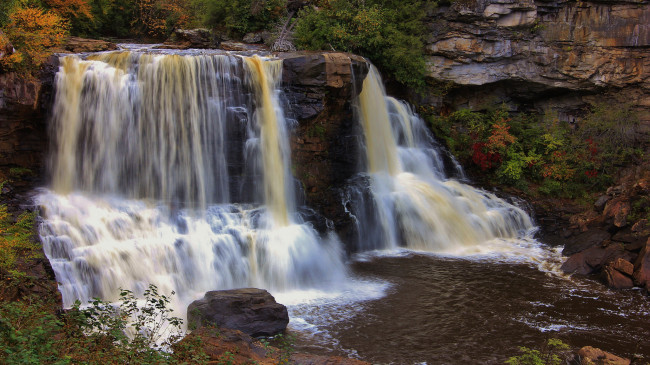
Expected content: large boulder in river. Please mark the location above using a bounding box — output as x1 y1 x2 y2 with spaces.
576 346 630 365
562 229 611 256
187 288 289 337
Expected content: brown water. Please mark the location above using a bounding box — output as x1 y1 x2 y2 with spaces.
288 253 650 364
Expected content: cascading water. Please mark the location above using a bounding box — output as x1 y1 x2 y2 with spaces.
38 50 346 312
346 66 535 253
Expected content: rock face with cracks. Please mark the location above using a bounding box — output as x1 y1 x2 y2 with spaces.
424 0 650 129
187 288 289 337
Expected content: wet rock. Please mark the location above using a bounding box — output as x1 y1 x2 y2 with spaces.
187 288 289 337
633 237 650 290
594 195 610 213
603 198 631 228
576 346 630 365
611 258 634 276
602 259 634 289
561 243 625 275
220 41 268 51
603 266 634 289
243 31 270 44
631 219 649 233
51 37 117 53
561 229 611 256
170 28 220 49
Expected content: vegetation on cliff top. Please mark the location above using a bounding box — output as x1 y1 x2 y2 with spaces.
0 0 432 87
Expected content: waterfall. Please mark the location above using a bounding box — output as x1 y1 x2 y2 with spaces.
347 66 534 253
38 51 346 310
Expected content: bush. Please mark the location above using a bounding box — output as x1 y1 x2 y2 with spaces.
426 103 640 198
194 0 287 37
0 285 208 364
293 0 432 89
506 338 571 365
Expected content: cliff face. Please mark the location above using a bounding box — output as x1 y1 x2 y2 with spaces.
425 0 650 126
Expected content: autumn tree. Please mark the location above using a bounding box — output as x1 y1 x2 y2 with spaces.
133 0 194 38
1 7 68 74
45 0 94 35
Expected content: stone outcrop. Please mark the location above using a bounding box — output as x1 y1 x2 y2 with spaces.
424 0 650 128
576 346 631 365
280 52 369 241
187 288 289 337
51 37 118 54
0 57 58 187
559 164 650 291
165 28 220 49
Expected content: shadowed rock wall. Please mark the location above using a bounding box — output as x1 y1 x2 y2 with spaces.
425 0 650 127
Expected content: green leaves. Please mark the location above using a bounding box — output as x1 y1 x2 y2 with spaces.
293 0 432 89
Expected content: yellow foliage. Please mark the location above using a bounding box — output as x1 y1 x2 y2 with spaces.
45 0 94 22
1 7 68 74
134 0 193 38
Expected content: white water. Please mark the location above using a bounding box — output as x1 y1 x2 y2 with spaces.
347 66 538 256
38 50 564 344
39 51 347 314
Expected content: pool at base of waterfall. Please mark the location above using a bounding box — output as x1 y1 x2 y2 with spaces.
283 252 650 364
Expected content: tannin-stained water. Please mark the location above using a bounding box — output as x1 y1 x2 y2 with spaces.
39 50 346 315
36 47 649 362
286 252 650 364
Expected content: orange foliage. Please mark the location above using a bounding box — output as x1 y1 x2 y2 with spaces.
45 0 93 21
486 118 516 153
134 0 193 38
1 7 68 73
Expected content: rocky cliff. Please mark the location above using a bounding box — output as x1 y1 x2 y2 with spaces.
425 0 649 128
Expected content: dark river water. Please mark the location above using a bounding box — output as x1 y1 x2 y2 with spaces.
286 252 650 364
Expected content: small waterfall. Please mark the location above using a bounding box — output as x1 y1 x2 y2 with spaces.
39 51 346 310
347 66 534 253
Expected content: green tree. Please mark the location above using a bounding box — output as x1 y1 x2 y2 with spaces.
293 0 433 89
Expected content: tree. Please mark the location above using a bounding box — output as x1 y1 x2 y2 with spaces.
1 6 68 74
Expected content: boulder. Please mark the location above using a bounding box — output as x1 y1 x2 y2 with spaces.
602 259 634 289
170 28 219 49
576 346 630 365
52 37 118 53
603 198 631 228
633 237 650 290
187 288 289 337
561 229 611 256
561 243 625 275
243 31 270 44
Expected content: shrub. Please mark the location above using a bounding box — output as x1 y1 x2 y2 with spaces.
293 0 432 89
506 338 571 365
0 285 208 364
194 0 287 37
425 101 642 198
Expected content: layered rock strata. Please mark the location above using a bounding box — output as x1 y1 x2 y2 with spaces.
425 0 650 128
